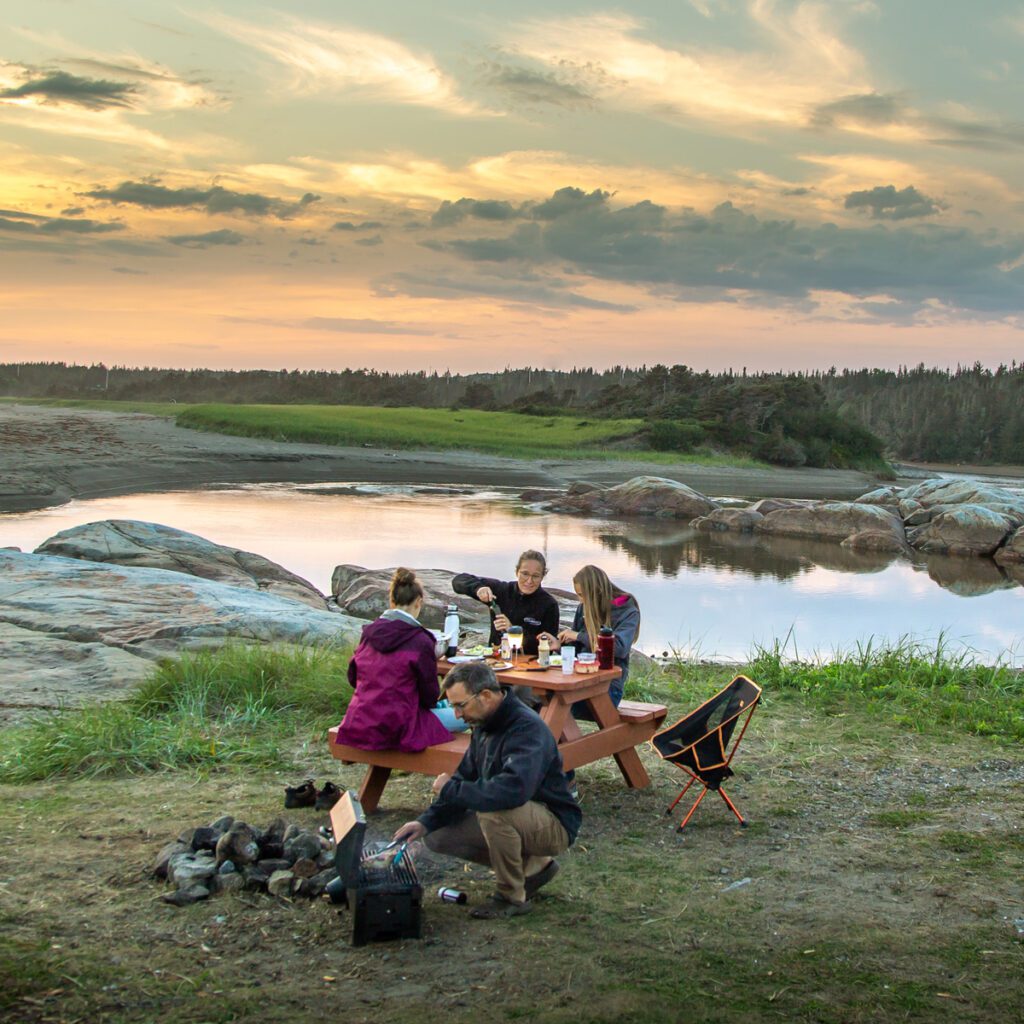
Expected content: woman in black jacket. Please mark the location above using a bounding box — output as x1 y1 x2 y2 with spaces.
452 549 560 656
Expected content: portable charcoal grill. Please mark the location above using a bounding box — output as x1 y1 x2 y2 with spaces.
330 790 423 946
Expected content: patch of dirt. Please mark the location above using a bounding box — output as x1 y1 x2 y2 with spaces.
2 703 1023 1023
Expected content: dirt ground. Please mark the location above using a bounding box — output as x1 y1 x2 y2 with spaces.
2 699 1022 1024
0 403 889 515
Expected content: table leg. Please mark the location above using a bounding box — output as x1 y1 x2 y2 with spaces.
613 746 652 789
358 765 392 813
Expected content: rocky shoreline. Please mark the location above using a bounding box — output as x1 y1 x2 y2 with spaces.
4 469 1022 722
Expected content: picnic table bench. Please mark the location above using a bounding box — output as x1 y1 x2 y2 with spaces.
328 660 668 812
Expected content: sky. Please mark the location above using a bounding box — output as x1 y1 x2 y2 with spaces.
1 1 1022 374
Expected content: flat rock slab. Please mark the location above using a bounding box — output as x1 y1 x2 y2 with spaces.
0 550 363 720
36 519 326 610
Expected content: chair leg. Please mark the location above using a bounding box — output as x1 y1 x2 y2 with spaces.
717 786 746 827
676 785 710 832
666 774 697 815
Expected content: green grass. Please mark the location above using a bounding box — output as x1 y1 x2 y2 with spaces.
747 635 1024 742
0 643 352 783
175 402 764 465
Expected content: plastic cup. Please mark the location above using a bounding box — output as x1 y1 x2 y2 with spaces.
561 645 576 674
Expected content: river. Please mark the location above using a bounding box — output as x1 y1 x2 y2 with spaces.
4 480 1022 666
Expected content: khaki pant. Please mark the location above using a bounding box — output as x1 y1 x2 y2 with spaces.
425 801 569 904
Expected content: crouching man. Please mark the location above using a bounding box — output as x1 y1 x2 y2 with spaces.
392 661 581 919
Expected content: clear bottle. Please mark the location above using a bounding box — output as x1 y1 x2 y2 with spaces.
444 604 460 658
499 632 511 661
537 634 551 668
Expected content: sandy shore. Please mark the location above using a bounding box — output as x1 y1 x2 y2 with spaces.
0 403 898 514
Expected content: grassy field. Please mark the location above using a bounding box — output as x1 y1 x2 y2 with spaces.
2 397 764 466
1 643 1022 1023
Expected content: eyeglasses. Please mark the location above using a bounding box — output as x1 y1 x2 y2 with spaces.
449 690 498 711
517 571 543 582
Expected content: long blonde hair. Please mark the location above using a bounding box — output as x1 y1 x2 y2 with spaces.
572 565 639 648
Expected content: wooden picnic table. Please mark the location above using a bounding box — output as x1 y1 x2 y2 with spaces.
328 657 667 812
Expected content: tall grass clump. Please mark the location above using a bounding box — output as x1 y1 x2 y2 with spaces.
750 635 1024 741
0 643 352 783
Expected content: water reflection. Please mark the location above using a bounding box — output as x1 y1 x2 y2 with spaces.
2 483 1021 664
595 521 903 582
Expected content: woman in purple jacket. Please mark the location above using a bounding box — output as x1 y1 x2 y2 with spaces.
336 568 466 751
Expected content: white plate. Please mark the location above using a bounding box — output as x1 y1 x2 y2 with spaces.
448 654 485 663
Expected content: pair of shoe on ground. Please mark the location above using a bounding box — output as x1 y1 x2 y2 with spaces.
284 779 341 810
469 858 559 919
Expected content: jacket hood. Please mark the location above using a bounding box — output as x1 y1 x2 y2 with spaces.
362 616 427 653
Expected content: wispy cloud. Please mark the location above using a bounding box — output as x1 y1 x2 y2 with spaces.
199 11 482 115
509 6 868 130
164 228 245 248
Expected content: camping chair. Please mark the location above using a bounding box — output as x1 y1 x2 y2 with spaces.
651 675 761 833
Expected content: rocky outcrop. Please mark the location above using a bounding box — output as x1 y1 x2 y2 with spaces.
36 520 327 609
994 526 1024 564
331 565 577 629
907 506 1016 557
0 550 362 716
691 508 764 532
547 476 719 520
754 502 906 547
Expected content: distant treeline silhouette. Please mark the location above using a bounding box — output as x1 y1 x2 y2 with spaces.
3 359 1021 467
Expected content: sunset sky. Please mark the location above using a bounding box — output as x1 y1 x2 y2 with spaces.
1 1 1022 373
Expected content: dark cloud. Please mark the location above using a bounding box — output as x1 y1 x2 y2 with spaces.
61 206 85 216
332 220 384 231
531 187 612 220
85 181 319 219
112 266 147 275
354 234 383 247
844 185 943 220
0 211 123 235
478 60 595 109
296 235 324 246
432 198 520 227
416 191 1024 319
164 229 245 248
0 69 136 110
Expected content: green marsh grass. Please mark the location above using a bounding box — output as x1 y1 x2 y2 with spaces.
0 643 352 783
748 635 1024 742
175 402 764 466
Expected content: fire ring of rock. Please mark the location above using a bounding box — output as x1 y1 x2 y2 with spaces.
153 815 337 906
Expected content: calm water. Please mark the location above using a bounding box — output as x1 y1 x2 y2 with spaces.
3 482 1023 665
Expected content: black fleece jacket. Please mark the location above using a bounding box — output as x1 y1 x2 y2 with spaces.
451 572 560 655
417 690 581 844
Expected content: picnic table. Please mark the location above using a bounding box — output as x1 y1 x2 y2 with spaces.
328 658 668 812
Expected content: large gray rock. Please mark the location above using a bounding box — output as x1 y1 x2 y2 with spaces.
690 508 764 533
548 476 719 520
0 550 363 715
332 566 577 629
994 526 1024 564
36 520 326 610
754 502 906 547
906 506 1014 557
855 486 902 506
332 566 484 629
901 478 1024 518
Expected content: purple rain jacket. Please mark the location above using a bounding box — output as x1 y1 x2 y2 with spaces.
335 616 452 752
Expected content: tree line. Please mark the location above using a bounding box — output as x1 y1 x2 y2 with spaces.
3 359 1021 468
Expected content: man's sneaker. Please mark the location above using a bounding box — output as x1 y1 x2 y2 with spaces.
524 859 560 898
284 779 316 808
315 781 342 810
470 894 533 919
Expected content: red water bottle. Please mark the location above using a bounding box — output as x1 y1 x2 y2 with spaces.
597 626 615 670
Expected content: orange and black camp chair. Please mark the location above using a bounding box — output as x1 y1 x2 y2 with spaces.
651 675 761 833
